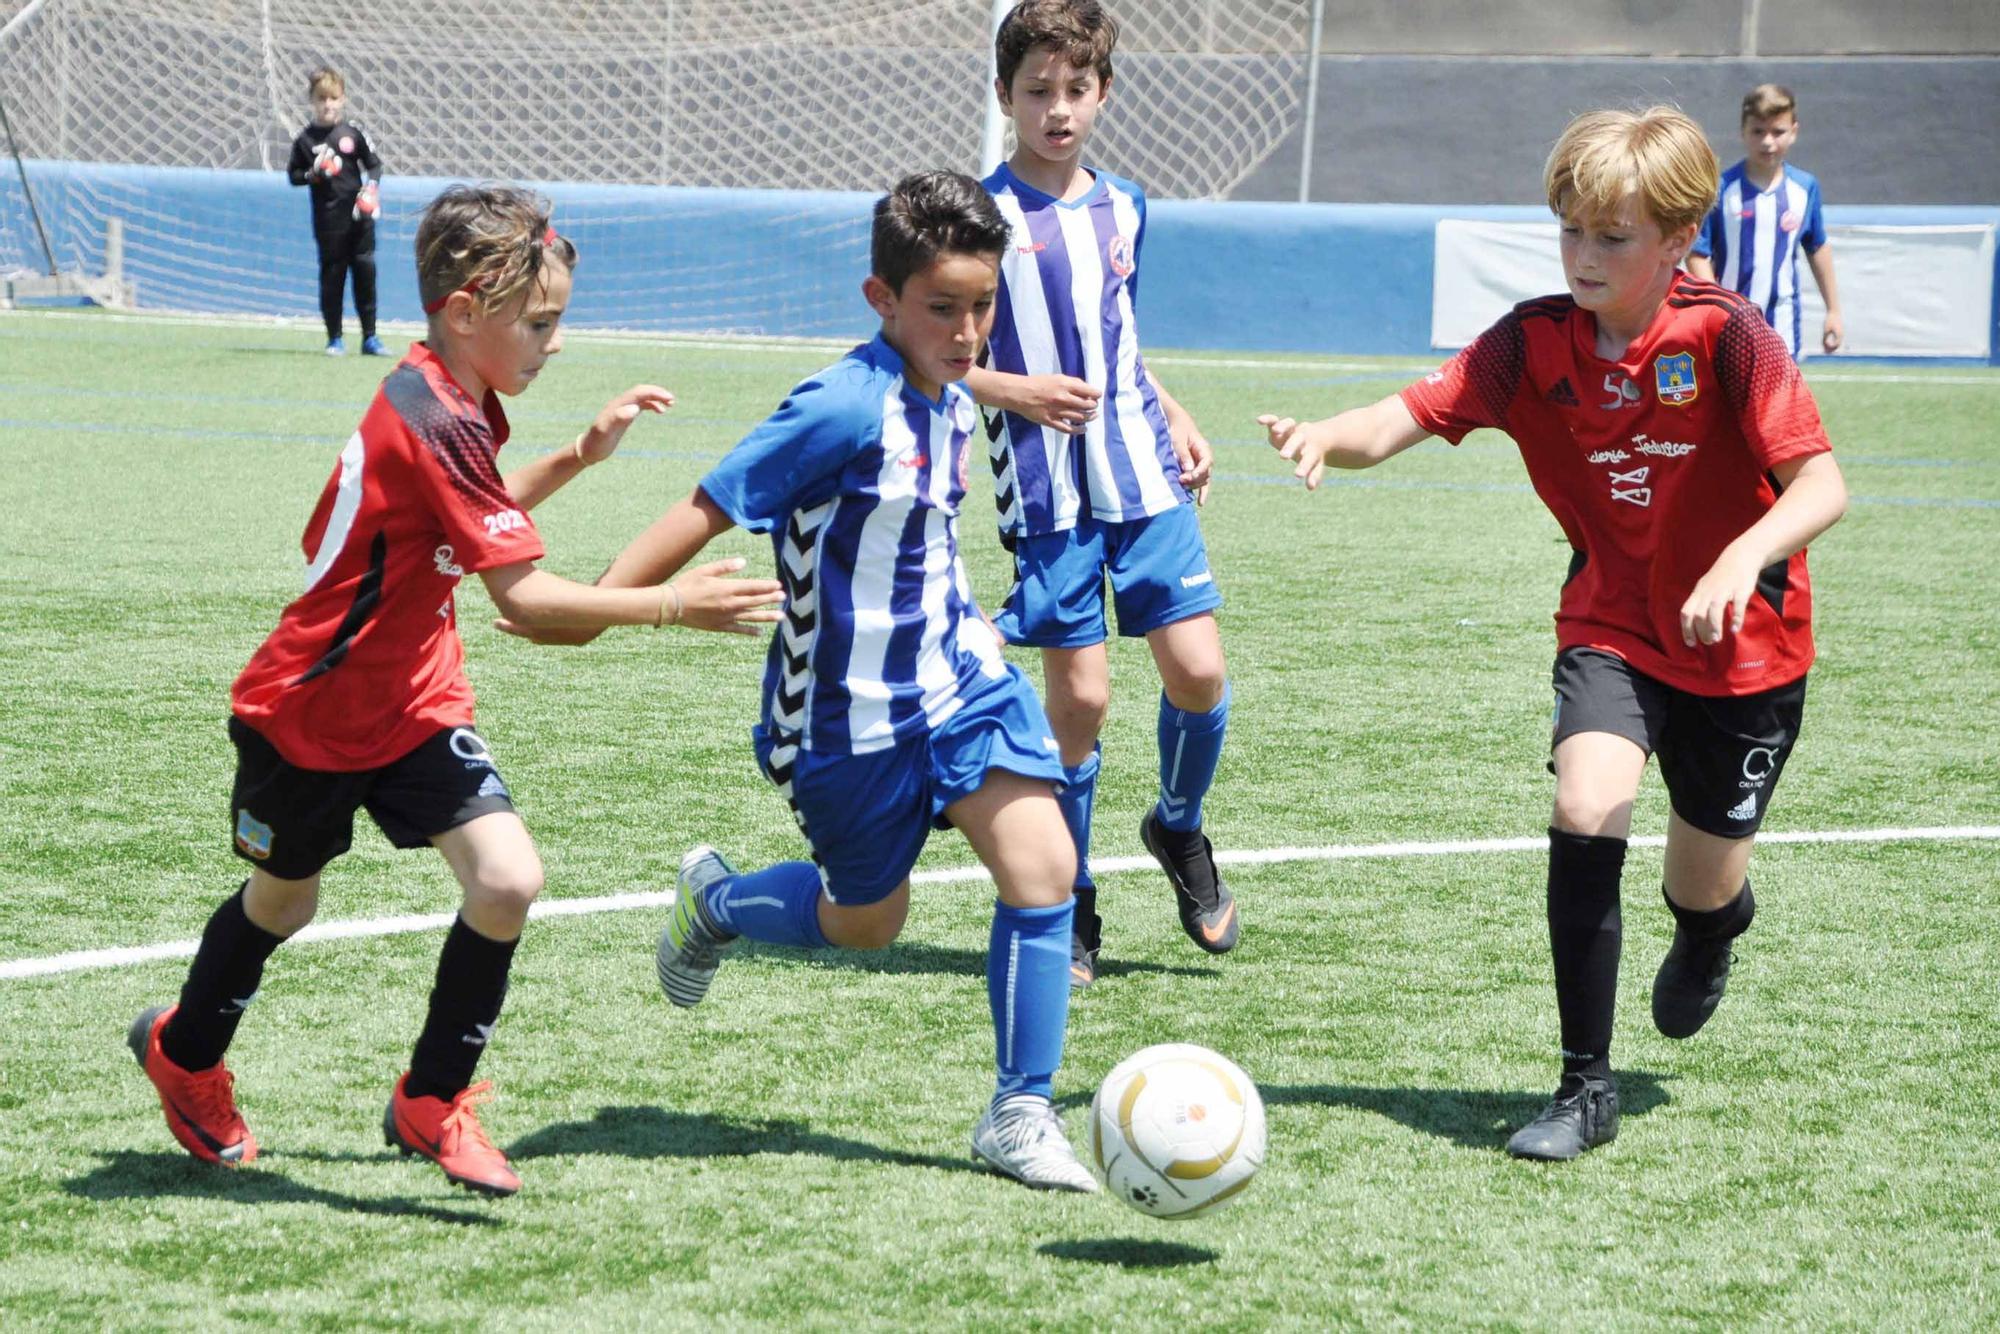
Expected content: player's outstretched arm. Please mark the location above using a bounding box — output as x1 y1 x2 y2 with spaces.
494 488 780 645
1255 393 1430 490
1679 450 1846 647
1147 370 1211 504
479 562 687 634
503 385 674 512
963 365 1100 435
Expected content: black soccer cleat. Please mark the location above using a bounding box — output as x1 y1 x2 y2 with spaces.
1652 927 1736 1039
1140 812 1238 954
1506 1074 1620 1161
1069 930 1099 989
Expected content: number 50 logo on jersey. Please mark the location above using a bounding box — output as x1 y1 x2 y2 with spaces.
1654 352 1699 407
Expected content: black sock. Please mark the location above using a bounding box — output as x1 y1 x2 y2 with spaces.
161 884 286 1072
1547 828 1627 1082
405 916 518 1102
1665 878 1755 942
1072 884 1101 951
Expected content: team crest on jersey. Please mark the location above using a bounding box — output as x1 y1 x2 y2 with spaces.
1106 233 1135 277
1779 209 1802 233
1654 352 1698 406
338 135 355 155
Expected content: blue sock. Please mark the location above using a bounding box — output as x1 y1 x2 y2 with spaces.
1156 682 1230 832
1056 748 1100 890
702 862 829 949
988 899 1073 1103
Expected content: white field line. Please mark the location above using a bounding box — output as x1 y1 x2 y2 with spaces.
3 824 1995 983
5 311 1993 383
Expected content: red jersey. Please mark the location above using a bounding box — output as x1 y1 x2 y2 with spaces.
1400 274 1832 696
232 344 544 770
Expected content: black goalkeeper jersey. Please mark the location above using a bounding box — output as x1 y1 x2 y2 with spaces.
288 121 383 229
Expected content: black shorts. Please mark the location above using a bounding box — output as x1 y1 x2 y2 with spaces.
228 717 516 880
1550 648 1807 840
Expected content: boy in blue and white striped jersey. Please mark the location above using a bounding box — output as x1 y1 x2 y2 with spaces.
1687 84 1845 359
552 171 1095 1192
965 1 1237 989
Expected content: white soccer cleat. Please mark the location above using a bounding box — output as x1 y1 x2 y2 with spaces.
655 845 739 1008
971 1095 1099 1193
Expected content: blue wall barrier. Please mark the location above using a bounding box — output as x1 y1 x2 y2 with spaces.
9 160 1997 361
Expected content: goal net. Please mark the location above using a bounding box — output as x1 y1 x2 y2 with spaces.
0 0 1314 333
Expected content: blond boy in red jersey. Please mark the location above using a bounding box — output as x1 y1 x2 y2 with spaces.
1258 107 1848 1161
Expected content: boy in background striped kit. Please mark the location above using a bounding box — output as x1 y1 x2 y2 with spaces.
1687 84 1845 359
967 1 1238 990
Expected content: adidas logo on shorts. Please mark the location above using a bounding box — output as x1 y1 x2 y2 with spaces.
1727 793 1759 822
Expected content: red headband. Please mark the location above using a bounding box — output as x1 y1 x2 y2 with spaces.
423 224 561 314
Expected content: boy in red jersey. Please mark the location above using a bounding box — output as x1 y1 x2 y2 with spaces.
129 184 781 1196
1257 107 1847 1161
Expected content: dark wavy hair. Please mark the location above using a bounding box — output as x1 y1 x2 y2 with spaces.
995 0 1118 91
871 171 1010 294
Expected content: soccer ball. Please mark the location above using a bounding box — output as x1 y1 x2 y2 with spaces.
1090 1043 1265 1219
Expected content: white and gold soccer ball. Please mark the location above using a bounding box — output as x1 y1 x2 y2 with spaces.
1090 1043 1265 1219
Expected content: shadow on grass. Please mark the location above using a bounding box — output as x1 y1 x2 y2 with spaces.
508 1105 988 1176
1039 1238 1218 1268
66 1150 501 1227
1260 1069 1674 1151
743 939 1218 983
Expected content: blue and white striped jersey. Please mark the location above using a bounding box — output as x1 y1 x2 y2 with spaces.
1693 161 1829 360
981 163 1189 538
699 335 1008 756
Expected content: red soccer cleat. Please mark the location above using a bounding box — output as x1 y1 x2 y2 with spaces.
383 1075 520 1197
126 1004 257 1165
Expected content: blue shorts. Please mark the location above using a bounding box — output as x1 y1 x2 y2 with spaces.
993 505 1221 649
752 665 1066 905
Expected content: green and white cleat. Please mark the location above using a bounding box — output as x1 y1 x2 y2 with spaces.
971 1095 1099 1193
656 845 739 1008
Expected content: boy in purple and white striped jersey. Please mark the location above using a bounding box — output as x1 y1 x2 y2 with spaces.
966 0 1237 989
525 171 1097 1193
1687 84 1845 359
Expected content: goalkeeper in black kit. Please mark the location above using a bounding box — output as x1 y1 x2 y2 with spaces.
288 66 385 356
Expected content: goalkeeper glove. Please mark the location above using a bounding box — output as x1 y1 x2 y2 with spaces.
309 142 341 180
353 183 380 221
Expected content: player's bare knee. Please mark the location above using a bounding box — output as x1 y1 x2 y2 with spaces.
1162 663 1226 714
996 876 1074 911
993 843 1076 909
838 917 903 950
245 871 320 936
824 896 906 950
1048 685 1109 742
1551 789 1631 839
466 861 544 920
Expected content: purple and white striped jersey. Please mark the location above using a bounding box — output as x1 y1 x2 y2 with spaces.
981 163 1189 538
1692 161 1829 360
699 335 1008 756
